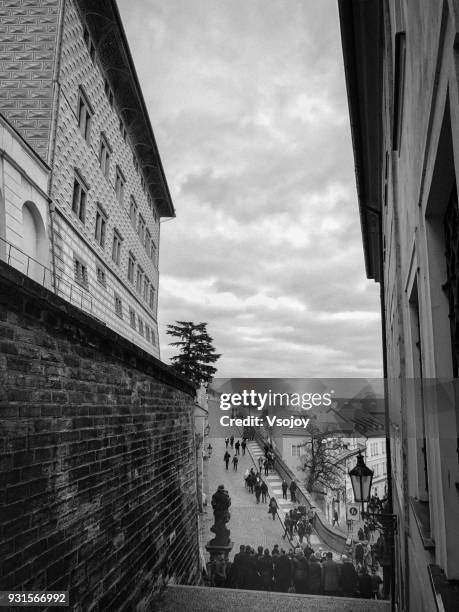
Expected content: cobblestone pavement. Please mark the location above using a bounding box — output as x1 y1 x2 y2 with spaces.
155 585 390 612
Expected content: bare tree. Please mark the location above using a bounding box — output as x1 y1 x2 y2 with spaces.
298 424 346 495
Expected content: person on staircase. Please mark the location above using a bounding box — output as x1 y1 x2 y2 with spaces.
260 480 268 503
289 480 297 502
268 496 278 520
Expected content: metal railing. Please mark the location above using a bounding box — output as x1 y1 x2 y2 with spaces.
0 236 159 356
0 235 93 314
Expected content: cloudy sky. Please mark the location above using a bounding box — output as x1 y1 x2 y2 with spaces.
118 0 382 378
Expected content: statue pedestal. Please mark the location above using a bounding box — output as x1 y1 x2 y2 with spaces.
205 541 234 562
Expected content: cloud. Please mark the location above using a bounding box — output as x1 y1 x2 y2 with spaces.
118 0 383 378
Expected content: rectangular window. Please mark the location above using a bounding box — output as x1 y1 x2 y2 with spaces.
99 135 111 179
149 285 155 310
71 174 87 223
74 256 88 289
291 444 301 457
151 329 156 346
114 293 123 318
393 32 406 151
96 264 106 287
145 229 151 257
145 325 151 342
152 206 158 223
127 252 136 284
129 307 136 330
136 265 144 294
130 197 138 227
77 88 92 143
143 277 149 302
138 214 145 244
94 205 107 248
138 318 144 337
115 166 125 205
112 230 122 266
150 240 157 263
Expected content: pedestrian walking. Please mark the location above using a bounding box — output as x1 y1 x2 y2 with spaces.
254 481 261 503
281 479 288 499
268 497 278 520
244 468 250 489
230 435 234 449
241 439 246 455
297 518 306 544
232 454 239 471
224 450 230 470
289 480 297 502
264 458 269 476
224 437 229 448
332 510 339 527
258 455 264 471
261 480 268 503
235 440 240 455
305 521 312 546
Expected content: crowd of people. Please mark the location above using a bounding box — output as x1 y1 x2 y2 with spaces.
211 544 384 599
212 432 387 600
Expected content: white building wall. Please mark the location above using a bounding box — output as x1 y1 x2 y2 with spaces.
48 0 161 358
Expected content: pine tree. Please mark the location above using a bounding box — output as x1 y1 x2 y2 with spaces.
166 321 221 386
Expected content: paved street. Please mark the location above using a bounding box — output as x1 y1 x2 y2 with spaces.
202 436 288 556
202 434 337 560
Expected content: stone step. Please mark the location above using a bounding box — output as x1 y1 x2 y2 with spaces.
158 585 391 612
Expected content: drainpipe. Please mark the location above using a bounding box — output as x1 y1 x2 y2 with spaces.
47 0 66 294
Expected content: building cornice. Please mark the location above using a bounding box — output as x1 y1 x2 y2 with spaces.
338 0 383 282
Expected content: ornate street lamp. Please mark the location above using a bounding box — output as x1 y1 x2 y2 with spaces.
348 450 374 515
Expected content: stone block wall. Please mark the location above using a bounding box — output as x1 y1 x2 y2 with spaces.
0 261 200 611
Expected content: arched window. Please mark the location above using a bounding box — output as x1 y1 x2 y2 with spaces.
21 201 48 283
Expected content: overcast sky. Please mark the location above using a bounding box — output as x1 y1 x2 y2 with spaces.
118 0 382 378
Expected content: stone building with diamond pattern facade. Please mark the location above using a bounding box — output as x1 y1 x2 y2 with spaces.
0 0 174 358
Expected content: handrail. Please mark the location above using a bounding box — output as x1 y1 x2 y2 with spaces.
0 235 154 352
0 235 92 312
253 428 347 554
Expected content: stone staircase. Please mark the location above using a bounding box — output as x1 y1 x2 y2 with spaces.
246 440 331 553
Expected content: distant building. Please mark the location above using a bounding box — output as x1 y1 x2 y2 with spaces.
0 0 174 358
340 0 459 610
365 437 387 500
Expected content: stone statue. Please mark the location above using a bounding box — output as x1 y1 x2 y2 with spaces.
209 484 231 547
